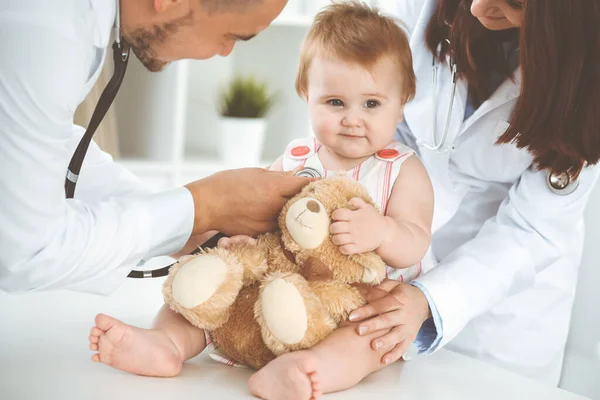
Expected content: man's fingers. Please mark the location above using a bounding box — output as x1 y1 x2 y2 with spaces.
217 237 231 249
229 236 256 246
279 177 315 197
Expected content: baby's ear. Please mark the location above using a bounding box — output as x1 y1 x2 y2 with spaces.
301 90 309 102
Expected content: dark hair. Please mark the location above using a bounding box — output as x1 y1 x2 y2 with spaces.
426 0 600 178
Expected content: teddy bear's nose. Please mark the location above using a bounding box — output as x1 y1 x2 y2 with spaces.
306 200 320 213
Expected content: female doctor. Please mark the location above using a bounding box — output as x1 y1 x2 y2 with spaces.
341 0 600 386
240 2 600 397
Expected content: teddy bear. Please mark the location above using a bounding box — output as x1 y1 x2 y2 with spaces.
162 175 387 369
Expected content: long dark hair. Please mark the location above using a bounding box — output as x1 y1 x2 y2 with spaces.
426 0 600 178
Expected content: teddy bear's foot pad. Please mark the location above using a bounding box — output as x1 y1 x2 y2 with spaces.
163 250 244 330
257 273 336 356
172 254 228 308
261 277 308 345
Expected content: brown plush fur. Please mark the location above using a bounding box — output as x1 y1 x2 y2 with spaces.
210 284 276 370
162 176 387 369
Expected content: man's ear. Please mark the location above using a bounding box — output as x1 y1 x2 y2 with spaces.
153 0 184 13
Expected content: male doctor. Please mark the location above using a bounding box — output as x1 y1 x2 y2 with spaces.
0 0 308 294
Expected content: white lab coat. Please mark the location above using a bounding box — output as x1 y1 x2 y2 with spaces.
0 0 194 294
393 0 600 385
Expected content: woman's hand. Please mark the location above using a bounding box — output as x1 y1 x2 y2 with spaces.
349 279 431 364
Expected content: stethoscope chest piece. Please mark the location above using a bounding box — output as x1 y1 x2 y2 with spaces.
295 167 323 179
547 171 579 195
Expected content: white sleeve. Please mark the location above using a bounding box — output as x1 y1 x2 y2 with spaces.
0 19 194 294
413 164 600 348
393 0 428 36
71 124 153 200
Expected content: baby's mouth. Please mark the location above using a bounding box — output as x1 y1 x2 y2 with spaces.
340 134 366 139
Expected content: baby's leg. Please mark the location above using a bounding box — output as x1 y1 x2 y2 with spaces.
248 323 392 399
89 304 206 377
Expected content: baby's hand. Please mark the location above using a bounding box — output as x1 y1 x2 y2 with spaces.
330 197 388 255
217 235 257 249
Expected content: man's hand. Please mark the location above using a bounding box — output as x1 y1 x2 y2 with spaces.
185 168 313 237
349 280 431 364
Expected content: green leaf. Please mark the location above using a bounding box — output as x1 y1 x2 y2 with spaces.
217 76 276 119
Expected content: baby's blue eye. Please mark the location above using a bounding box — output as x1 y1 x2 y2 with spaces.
328 99 344 107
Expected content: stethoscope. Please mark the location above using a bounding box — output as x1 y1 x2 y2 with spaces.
423 39 457 154
63 1 210 279
425 39 579 195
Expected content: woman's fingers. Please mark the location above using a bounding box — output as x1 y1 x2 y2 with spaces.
382 340 411 365
357 308 405 335
349 295 403 327
376 279 402 292
370 324 405 351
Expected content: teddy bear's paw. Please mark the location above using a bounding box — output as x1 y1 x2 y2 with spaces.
163 249 244 330
309 281 366 324
256 272 336 356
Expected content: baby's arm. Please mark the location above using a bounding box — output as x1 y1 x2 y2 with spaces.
377 156 433 268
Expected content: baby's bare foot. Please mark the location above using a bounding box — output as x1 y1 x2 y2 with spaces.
89 313 182 377
248 350 322 400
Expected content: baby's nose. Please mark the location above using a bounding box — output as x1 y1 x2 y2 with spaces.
307 200 320 213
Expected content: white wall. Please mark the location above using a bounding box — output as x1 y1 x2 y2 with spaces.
184 25 311 162
115 25 311 165
560 182 600 399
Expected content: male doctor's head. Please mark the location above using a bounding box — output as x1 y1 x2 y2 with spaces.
119 0 287 72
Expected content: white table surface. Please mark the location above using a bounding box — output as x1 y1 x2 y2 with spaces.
0 272 591 400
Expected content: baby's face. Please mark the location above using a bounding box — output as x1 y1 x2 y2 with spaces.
305 56 406 160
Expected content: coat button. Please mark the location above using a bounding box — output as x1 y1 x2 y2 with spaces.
291 146 310 157
376 149 399 159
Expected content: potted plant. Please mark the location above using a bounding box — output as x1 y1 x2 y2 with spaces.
217 75 275 167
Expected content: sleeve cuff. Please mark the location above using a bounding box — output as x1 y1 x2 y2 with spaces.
141 187 194 260
410 280 444 354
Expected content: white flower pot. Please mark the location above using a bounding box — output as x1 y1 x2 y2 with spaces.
219 117 267 168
